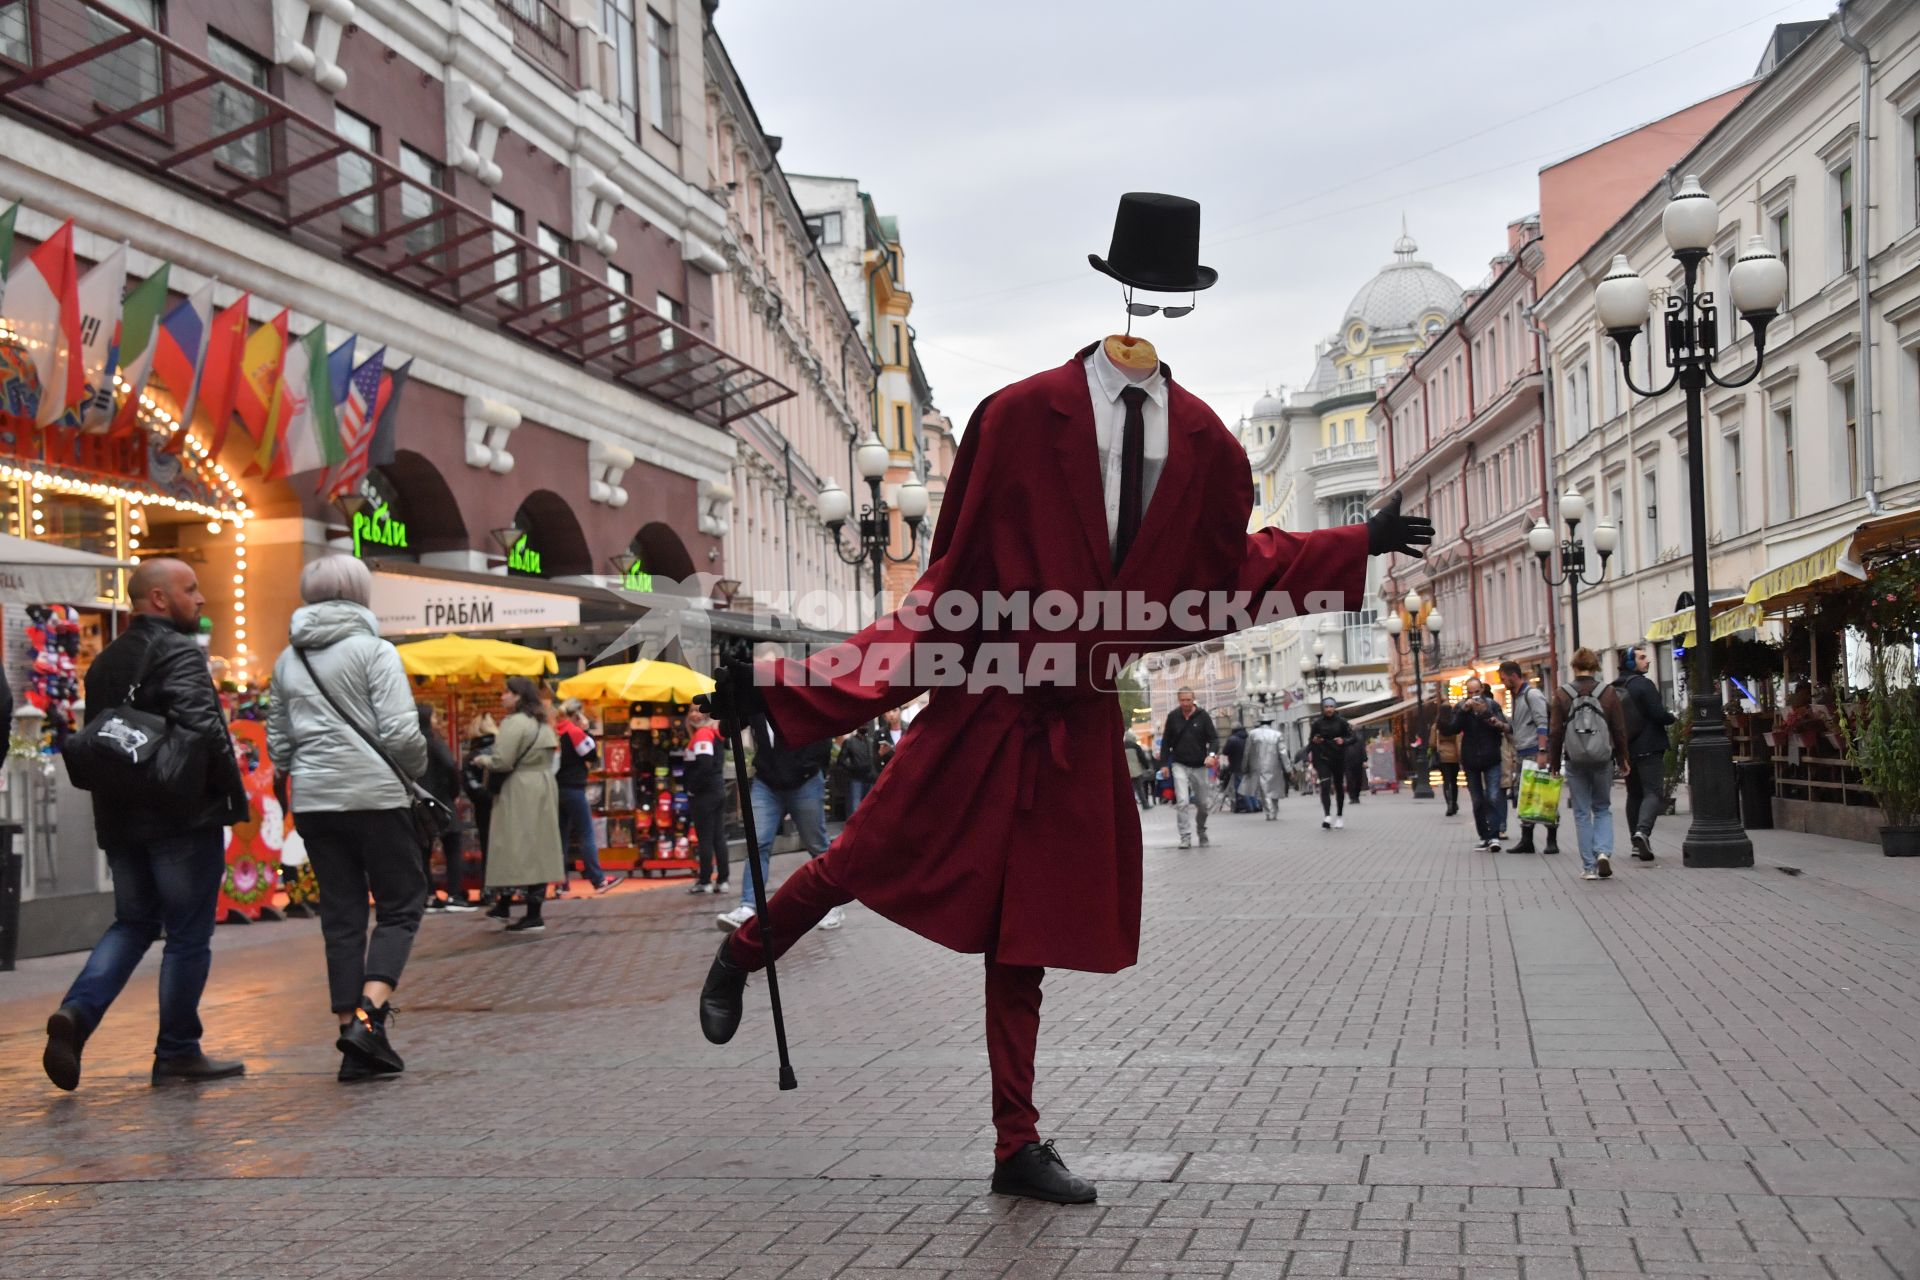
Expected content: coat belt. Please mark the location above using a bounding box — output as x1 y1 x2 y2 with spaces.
1015 703 1073 811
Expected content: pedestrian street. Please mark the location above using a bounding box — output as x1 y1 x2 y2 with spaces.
1 791 1917 1279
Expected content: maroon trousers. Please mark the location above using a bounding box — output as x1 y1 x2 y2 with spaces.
727 852 1045 1162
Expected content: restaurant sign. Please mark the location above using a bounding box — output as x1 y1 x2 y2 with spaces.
370 572 579 636
506 533 543 576
351 503 409 558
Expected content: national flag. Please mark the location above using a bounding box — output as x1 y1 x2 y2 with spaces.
0 220 85 426
275 325 343 478
72 242 128 431
367 357 410 469
324 334 355 424
195 292 249 456
0 200 20 301
323 345 385 498
106 262 171 439
234 305 288 443
150 278 213 437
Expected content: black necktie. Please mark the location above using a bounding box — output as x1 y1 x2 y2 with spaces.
1115 385 1146 571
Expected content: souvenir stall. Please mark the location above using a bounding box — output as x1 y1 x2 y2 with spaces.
556 660 716 880
394 633 559 887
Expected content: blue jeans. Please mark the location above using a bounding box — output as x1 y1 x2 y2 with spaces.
558 785 607 887
61 828 225 1059
1563 763 1615 872
1465 762 1506 841
847 778 869 815
741 774 829 909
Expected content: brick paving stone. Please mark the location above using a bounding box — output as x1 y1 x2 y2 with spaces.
3 800 1920 1277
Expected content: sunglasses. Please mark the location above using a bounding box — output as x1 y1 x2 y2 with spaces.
1123 288 1196 319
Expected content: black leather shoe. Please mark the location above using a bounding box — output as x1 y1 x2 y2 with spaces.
991 1140 1097 1204
43 1005 88 1092
151 1052 246 1084
338 1051 383 1082
700 939 748 1045
337 998 404 1074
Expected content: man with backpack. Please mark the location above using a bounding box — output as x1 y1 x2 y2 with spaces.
1614 644 1677 860
1548 647 1632 879
1499 660 1559 855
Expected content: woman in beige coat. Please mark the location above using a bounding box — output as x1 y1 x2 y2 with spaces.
481 676 563 932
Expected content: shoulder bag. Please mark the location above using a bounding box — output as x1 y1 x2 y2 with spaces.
64 633 209 804
486 721 536 797
295 649 450 853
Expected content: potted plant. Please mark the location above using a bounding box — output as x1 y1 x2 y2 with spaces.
1662 702 1692 814
1839 645 1920 857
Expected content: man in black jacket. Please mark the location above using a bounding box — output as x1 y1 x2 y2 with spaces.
42 559 249 1092
717 719 835 931
1615 645 1677 860
1160 687 1219 849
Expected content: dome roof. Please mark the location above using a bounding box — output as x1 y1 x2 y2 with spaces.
1251 388 1286 418
1343 229 1463 338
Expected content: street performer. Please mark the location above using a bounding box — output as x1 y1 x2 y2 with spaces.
697 193 1433 1205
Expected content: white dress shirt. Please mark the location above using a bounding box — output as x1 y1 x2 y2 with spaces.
1082 347 1169 555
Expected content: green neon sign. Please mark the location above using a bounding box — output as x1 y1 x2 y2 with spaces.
507 533 543 576
352 503 409 558
622 559 652 592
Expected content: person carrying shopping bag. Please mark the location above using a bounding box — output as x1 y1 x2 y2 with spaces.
1548 647 1632 880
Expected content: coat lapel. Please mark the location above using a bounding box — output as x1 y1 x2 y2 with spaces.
1048 354 1113 582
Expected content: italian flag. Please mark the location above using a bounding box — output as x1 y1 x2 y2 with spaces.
106 263 172 439
0 220 85 426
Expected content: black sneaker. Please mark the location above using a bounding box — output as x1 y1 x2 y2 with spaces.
485 900 512 921
505 916 545 933
688 882 712 895
424 897 446 912
336 998 403 1074
338 1051 382 1082
991 1140 1097 1205
1632 832 1654 860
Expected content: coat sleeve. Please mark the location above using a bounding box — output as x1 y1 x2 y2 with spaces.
158 641 245 806
369 642 429 779
266 651 293 773
1605 689 1633 769
1547 689 1567 770
758 394 999 744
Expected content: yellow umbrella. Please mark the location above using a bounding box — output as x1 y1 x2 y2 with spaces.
394 634 559 679
557 659 714 704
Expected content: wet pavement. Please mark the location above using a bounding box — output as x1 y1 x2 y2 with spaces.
2 791 1917 1278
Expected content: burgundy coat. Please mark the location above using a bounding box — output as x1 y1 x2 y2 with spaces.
761 349 1369 972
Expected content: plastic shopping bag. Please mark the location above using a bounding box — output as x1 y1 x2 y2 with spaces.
1517 762 1563 825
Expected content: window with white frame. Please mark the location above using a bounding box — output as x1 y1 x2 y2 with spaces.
92 0 164 130
1717 242 1739 348
1564 357 1591 441
0 0 30 63
1720 415 1745 537
491 198 524 304
535 224 570 309
607 265 632 350
1641 466 1659 561
1607 481 1628 574
1912 110 1920 229
207 33 270 179
645 7 676 137
1340 493 1370 526
655 291 682 351
336 108 379 235
1769 206 1792 309
1837 162 1856 274
602 0 638 126
1602 339 1622 422
1836 376 1859 499
805 211 841 246
398 144 444 262
1678 449 1692 553
1771 400 1797 519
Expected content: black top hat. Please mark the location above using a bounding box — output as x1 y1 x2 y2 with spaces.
1089 192 1218 294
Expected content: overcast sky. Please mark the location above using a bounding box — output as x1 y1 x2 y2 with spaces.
716 0 1835 432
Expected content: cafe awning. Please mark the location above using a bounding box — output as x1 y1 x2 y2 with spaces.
1348 697 1420 728
1742 510 1920 613
394 635 558 679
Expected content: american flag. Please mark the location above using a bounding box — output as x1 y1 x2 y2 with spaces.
323 346 386 498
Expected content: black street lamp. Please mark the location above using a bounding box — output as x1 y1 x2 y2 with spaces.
1594 173 1786 870
1382 588 1443 799
820 433 929 623
1528 488 1617 652
1298 635 1343 705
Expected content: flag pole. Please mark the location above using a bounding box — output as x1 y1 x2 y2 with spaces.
719 665 797 1091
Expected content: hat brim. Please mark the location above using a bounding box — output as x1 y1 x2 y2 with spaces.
1088 254 1218 293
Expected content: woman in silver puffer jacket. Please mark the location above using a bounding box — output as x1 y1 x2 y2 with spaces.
268 555 429 1082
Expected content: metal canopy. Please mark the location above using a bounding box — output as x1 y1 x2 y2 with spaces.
0 0 793 429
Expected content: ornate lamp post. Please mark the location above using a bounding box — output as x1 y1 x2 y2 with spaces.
1528 488 1617 652
820 433 929 624
1382 589 1443 799
1298 638 1343 705
1593 173 1786 870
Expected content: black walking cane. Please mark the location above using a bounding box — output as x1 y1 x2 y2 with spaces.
715 665 798 1091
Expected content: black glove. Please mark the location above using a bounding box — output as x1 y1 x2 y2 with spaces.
694 659 767 741
1367 491 1434 558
